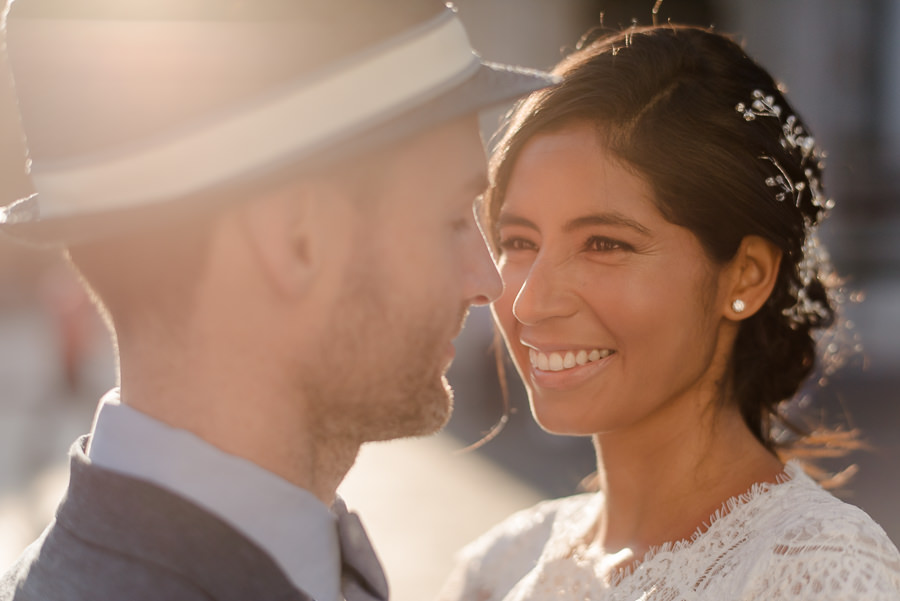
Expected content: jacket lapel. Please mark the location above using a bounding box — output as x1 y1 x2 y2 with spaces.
57 437 313 601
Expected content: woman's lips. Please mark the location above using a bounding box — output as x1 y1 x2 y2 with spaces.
528 348 614 371
525 347 617 391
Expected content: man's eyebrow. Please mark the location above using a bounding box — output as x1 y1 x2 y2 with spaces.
461 173 489 199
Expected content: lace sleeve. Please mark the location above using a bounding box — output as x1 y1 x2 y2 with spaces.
742 504 900 601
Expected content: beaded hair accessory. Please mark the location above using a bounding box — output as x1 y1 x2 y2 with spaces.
735 90 833 212
734 89 837 328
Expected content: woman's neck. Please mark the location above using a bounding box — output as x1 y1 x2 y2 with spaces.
589 404 784 564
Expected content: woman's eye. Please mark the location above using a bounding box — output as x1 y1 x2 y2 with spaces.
586 236 631 252
498 237 536 253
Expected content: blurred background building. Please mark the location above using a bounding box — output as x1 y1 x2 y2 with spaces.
1 2 897 601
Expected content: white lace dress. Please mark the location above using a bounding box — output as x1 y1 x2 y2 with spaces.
438 463 900 601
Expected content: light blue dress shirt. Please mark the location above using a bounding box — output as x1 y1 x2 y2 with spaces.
87 389 342 601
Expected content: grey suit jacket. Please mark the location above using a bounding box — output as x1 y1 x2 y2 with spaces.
0 437 313 601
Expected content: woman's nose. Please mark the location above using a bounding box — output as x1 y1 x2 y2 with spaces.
511 254 578 325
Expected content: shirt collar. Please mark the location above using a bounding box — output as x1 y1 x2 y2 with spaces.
87 389 342 601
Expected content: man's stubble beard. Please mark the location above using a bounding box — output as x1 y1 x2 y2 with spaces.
301 255 456 446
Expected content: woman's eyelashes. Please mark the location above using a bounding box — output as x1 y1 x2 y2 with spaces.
585 235 633 253
497 233 633 255
498 235 537 253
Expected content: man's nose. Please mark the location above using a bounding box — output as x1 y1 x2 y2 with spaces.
467 234 503 306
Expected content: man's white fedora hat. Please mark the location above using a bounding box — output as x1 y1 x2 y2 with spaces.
0 0 557 244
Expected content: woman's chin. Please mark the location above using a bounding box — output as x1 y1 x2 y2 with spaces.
529 399 600 437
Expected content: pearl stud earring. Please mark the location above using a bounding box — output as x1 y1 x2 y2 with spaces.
732 299 746 313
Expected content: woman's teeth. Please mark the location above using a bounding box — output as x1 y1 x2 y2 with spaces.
528 348 614 372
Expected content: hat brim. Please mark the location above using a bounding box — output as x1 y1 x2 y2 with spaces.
0 61 556 246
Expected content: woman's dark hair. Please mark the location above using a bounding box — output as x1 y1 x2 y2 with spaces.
485 25 849 460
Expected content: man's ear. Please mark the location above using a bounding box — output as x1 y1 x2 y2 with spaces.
239 182 321 298
723 235 783 320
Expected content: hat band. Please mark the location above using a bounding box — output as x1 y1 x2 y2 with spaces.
26 9 480 219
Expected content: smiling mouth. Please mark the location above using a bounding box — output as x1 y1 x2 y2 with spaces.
528 348 615 372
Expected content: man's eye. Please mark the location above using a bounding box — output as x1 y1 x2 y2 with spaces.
451 217 469 231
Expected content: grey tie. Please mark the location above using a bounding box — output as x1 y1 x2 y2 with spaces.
333 498 389 601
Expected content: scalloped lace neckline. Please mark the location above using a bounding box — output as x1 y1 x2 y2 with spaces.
560 461 811 588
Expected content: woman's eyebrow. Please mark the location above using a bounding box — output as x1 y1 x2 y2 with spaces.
565 213 651 236
496 213 539 231
497 211 651 236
